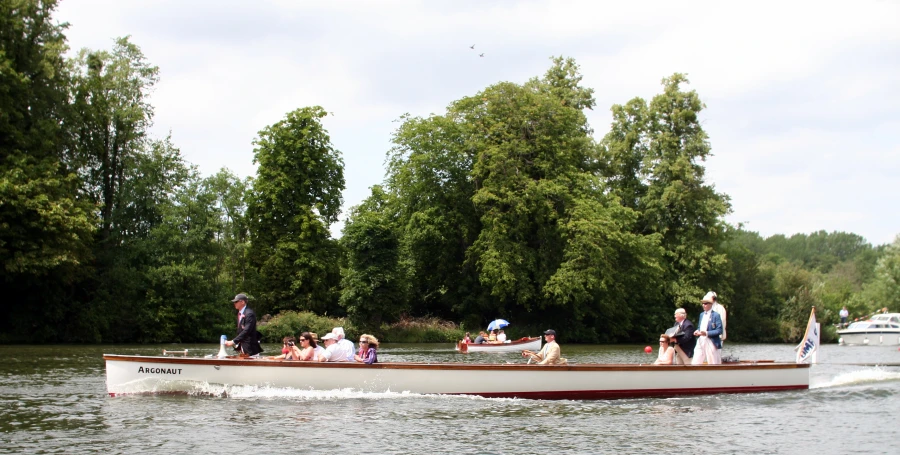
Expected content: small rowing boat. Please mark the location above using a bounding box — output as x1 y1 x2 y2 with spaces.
456 336 541 353
104 354 809 400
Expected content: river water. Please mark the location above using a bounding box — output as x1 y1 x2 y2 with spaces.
1 343 898 454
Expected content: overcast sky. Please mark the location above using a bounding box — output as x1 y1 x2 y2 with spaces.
54 0 900 245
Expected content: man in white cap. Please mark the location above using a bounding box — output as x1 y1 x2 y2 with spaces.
332 327 355 362
705 291 727 345
692 293 724 365
316 333 352 362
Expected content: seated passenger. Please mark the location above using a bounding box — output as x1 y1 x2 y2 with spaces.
295 332 318 361
332 327 356 362
488 329 499 343
267 336 301 360
354 334 379 364
309 332 325 360
462 332 472 344
654 334 675 365
522 329 566 365
474 331 487 344
497 330 507 343
317 333 352 362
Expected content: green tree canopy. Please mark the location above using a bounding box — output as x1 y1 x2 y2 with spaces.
248 106 345 316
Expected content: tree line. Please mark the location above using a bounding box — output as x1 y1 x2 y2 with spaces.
2 0 898 344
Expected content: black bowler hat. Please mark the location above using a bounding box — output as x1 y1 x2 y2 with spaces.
231 293 248 303
543 329 556 336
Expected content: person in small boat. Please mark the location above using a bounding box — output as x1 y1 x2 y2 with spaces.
488 329 499 343
497 330 507 343
474 331 487 344
224 293 263 356
671 308 696 365
462 332 472 344
317 333 352 362
692 295 724 365
295 332 318 361
522 329 566 365
354 334 379 364
654 334 676 365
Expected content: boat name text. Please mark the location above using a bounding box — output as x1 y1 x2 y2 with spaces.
138 366 183 375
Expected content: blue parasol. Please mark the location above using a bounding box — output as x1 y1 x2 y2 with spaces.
487 319 510 331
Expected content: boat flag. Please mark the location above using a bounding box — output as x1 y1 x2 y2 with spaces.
795 307 819 364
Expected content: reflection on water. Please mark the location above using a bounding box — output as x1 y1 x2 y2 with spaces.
1 343 898 454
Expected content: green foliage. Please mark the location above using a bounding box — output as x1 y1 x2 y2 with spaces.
1 7 893 346
69 36 159 244
858 235 900 312
258 311 349 343
0 0 95 276
600 73 731 309
248 107 345 316
339 186 409 331
379 316 463 343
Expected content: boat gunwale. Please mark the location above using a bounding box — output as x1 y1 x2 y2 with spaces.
103 354 811 371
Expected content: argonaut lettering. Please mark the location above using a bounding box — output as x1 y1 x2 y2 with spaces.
137 366 183 375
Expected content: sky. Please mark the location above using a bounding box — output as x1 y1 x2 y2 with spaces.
53 0 900 245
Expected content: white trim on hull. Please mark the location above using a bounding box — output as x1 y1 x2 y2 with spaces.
105 355 809 400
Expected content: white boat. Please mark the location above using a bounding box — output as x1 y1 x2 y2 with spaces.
104 354 809 400
456 336 541 353
837 313 900 346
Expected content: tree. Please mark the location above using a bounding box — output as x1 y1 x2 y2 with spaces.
0 0 94 276
205 168 253 293
340 186 408 330
377 57 664 339
600 73 731 309
69 35 158 246
141 168 231 342
1 0 96 342
247 107 345 316
858 234 900 312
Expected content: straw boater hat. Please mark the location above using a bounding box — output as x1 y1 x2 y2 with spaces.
702 291 717 303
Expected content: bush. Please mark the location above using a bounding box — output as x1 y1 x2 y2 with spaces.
259 311 352 343
380 315 464 343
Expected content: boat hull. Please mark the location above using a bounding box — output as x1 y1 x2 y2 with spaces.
837 330 900 346
104 355 809 400
456 337 541 353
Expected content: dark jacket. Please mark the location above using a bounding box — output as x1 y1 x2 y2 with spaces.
234 307 263 356
673 318 696 358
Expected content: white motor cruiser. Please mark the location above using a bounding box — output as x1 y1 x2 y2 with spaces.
837 313 900 346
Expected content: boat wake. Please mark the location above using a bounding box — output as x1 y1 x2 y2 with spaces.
812 367 900 389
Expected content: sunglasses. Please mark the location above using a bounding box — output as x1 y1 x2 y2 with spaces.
359 340 368 344
298 338 307 341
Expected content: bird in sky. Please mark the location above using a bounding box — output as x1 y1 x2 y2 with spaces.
479 53 484 57
470 44 475 49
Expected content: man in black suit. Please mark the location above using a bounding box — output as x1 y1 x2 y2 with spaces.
672 308 696 365
224 293 262 356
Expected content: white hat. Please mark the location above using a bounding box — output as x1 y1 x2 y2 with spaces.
321 333 338 340
702 291 717 303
